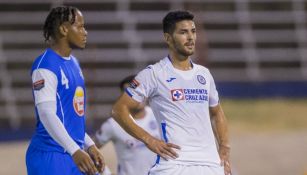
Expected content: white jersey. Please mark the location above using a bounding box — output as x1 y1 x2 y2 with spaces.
126 56 221 166
96 107 160 175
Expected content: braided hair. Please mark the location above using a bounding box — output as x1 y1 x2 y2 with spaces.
43 6 78 42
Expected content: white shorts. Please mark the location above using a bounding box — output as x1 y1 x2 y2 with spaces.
149 163 224 175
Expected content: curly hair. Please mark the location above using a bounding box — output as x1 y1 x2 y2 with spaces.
43 6 78 42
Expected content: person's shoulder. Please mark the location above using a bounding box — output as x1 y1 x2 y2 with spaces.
193 62 209 71
99 117 117 133
143 57 169 74
137 64 155 77
31 49 52 72
70 55 79 64
155 57 169 70
107 117 125 128
32 49 62 69
136 57 168 82
104 117 116 126
32 50 48 65
193 62 212 75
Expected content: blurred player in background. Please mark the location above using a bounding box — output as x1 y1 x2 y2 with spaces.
112 10 231 175
26 6 104 175
95 75 160 175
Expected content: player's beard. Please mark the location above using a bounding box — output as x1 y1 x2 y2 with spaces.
172 39 195 59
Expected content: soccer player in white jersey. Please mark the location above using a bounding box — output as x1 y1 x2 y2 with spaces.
26 6 104 175
95 75 160 175
112 10 231 175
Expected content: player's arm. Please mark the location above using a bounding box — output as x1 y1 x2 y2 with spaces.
37 101 81 155
210 104 231 175
208 70 231 175
32 69 98 175
112 92 180 160
37 101 98 175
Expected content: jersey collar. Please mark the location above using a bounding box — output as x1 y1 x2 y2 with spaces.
167 55 194 70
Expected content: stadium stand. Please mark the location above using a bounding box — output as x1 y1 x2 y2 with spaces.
0 0 306 136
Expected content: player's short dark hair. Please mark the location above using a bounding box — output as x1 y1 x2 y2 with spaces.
119 75 136 91
43 6 79 42
163 10 194 34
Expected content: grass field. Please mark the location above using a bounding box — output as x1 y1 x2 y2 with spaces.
0 99 306 175
222 98 307 132
223 98 307 175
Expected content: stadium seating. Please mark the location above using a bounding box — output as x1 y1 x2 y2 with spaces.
0 0 306 132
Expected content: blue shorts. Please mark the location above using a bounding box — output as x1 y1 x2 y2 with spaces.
26 145 85 175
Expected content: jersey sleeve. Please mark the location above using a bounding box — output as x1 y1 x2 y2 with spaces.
208 71 219 107
84 133 95 149
32 68 57 105
125 66 157 103
37 101 80 155
95 119 113 145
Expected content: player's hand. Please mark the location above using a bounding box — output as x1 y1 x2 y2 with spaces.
144 136 180 160
221 159 232 175
72 149 98 175
87 145 105 173
219 145 232 175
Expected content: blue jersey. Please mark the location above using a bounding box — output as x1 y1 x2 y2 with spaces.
29 48 86 153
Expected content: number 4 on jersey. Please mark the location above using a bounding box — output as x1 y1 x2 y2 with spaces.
61 68 69 89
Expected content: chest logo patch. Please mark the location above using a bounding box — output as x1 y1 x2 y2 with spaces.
197 75 206 85
171 89 185 101
171 88 209 103
73 86 85 116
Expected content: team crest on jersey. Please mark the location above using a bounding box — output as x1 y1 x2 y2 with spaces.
197 75 206 85
129 79 140 89
171 89 185 101
73 86 85 116
33 79 45 90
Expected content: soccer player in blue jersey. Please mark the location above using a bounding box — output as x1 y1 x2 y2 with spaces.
26 6 104 175
112 11 231 175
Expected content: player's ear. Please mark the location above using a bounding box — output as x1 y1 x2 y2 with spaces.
58 24 69 37
164 33 172 45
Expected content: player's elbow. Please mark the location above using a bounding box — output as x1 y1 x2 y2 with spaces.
112 99 126 121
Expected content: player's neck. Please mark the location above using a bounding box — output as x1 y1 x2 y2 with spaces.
50 40 72 57
168 53 192 71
